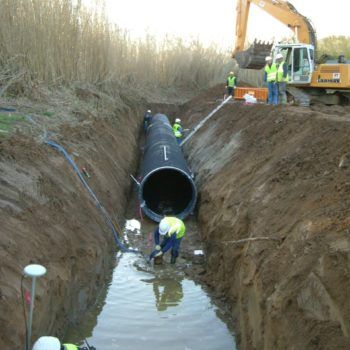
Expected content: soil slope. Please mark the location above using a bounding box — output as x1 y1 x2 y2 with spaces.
183 88 350 349
0 112 140 348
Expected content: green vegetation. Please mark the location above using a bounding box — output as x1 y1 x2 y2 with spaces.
43 112 55 118
0 113 26 133
318 36 350 60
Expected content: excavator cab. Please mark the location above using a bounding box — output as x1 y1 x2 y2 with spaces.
274 44 315 84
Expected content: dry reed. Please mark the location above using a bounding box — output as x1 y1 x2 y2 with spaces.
0 0 229 96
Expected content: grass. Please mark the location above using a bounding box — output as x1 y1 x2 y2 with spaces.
0 113 26 133
43 111 55 118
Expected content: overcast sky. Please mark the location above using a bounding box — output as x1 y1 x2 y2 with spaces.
99 0 348 48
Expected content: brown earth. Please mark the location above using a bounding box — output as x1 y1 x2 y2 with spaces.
182 86 350 349
3 81 350 350
0 110 140 349
0 83 199 349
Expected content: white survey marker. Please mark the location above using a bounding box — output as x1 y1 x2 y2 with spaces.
180 95 232 146
194 250 204 256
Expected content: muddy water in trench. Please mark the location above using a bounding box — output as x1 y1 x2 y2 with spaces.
64 215 236 350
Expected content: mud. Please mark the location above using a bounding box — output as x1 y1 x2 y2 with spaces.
182 86 350 349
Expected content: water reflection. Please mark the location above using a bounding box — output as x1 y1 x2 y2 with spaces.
142 276 184 311
64 253 236 350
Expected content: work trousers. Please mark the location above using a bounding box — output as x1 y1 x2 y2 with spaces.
227 86 234 96
278 82 287 105
161 237 183 258
267 82 278 105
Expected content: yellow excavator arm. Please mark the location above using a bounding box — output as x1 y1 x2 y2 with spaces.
233 0 316 68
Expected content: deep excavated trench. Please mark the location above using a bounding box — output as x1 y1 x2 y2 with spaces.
1 97 238 350
60 111 236 349
3 85 350 350
63 211 236 349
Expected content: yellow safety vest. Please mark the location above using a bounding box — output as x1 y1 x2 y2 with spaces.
264 63 277 82
227 76 236 87
172 123 182 138
163 217 186 239
63 344 79 350
277 61 289 82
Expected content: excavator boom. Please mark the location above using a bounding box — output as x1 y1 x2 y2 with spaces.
233 0 316 69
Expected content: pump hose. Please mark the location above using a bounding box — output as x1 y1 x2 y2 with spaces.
45 139 137 253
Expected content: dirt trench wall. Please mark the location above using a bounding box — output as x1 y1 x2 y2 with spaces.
184 100 350 350
0 112 140 349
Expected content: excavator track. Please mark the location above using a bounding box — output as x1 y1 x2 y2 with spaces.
234 40 273 69
287 86 310 106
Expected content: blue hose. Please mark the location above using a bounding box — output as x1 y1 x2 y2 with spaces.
45 140 137 253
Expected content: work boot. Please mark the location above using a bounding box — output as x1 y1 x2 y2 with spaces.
170 256 177 264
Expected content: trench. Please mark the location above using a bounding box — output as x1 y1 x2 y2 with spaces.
63 215 236 349
61 121 237 348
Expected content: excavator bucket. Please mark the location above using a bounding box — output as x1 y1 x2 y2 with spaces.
234 40 273 69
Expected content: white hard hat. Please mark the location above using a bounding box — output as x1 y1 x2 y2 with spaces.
33 337 61 350
175 118 181 123
147 109 151 113
229 71 234 74
276 53 284 60
265 56 272 61
159 219 170 235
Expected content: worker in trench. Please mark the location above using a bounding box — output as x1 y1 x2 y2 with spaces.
143 109 152 132
264 56 278 105
32 336 95 350
149 217 186 264
225 71 237 98
172 118 184 144
275 53 289 105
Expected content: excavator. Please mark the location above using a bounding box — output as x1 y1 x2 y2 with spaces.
233 0 350 105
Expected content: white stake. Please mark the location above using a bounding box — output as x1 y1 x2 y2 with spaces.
23 264 46 350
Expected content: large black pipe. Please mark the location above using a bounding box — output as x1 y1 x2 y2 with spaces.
138 113 197 222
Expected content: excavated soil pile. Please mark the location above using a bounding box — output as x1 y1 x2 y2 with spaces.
183 87 350 350
0 113 139 349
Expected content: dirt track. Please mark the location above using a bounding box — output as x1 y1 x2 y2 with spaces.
183 86 350 349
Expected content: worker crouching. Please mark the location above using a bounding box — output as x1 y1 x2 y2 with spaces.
150 217 186 264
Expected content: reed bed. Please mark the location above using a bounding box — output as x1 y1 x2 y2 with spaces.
0 0 228 97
